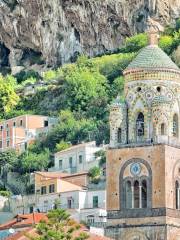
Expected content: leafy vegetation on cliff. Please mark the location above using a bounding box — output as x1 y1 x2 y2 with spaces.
0 19 180 194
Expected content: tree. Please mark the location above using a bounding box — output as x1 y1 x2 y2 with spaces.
0 74 19 117
61 57 109 116
176 18 180 31
56 140 71 152
0 150 19 182
95 150 106 167
31 209 89 240
159 35 174 54
35 110 97 152
120 33 148 53
111 76 124 99
88 166 101 184
21 148 50 173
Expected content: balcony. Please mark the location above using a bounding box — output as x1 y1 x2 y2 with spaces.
107 208 180 219
110 136 180 149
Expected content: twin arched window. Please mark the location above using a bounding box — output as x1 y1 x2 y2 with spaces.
125 179 147 209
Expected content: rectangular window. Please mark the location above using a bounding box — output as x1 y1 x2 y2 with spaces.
20 120 23 126
59 160 63 170
6 140 10 147
6 131 9 137
0 141 2 148
93 196 98 208
13 122 16 127
67 199 72 209
0 126 3 131
44 120 49 127
79 155 83 164
69 157 73 168
49 184 55 193
6 124 8 128
41 186 46 195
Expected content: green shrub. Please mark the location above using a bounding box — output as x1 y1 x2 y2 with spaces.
159 35 174 54
120 33 148 53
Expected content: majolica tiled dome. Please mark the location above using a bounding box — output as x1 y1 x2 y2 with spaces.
126 45 179 71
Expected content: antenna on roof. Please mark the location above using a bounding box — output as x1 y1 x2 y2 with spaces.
147 17 164 45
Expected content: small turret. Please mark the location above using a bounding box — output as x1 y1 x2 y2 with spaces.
109 97 127 148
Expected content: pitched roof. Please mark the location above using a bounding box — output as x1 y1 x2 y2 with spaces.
35 171 88 179
0 213 47 230
59 179 84 193
55 141 97 155
125 45 179 71
35 171 69 178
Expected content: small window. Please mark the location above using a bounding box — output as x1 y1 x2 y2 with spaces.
6 140 10 147
67 198 72 209
6 131 9 137
41 186 47 195
137 87 141 92
69 157 73 167
118 128 122 143
79 155 83 164
20 120 23 126
136 112 144 138
13 122 16 127
44 120 49 127
157 86 161 92
0 126 3 131
49 184 55 193
59 160 63 170
93 196 98 208
161 123 165 135
173 114 178 137
0 141 2 148
6 124 9 128
29 206 34 214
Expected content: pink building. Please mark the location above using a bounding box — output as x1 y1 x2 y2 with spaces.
0 115 57 152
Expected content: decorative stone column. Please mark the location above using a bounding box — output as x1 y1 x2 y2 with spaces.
131 185 134 208
178 188 180 209
139 185 142 208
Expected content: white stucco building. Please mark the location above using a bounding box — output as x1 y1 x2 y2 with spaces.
9 189 106 224
51 141 104 174
9 171 106 224
60 189 106 223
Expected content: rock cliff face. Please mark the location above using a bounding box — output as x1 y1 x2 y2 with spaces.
0 0 180 70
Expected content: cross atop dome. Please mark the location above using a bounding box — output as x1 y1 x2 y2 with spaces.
147 17 164 45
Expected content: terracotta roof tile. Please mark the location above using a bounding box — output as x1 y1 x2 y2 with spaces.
0 213 47 230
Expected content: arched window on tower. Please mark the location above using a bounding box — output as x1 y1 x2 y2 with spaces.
176 181 179 209
142 180 147 208
117 128 122 143
136 113 144 141
173 114 178 137
134 180 140 208
125 181 132 208
161 123 166 135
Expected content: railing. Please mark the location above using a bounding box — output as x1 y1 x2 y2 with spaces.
88 222 107 228
111 136 180 149
60 203 106 210
107 207 180 219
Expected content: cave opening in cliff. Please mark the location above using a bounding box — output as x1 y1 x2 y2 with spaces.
20 48 45 66
0 43 10 68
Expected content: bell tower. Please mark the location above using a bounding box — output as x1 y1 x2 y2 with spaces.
106 19 180 240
